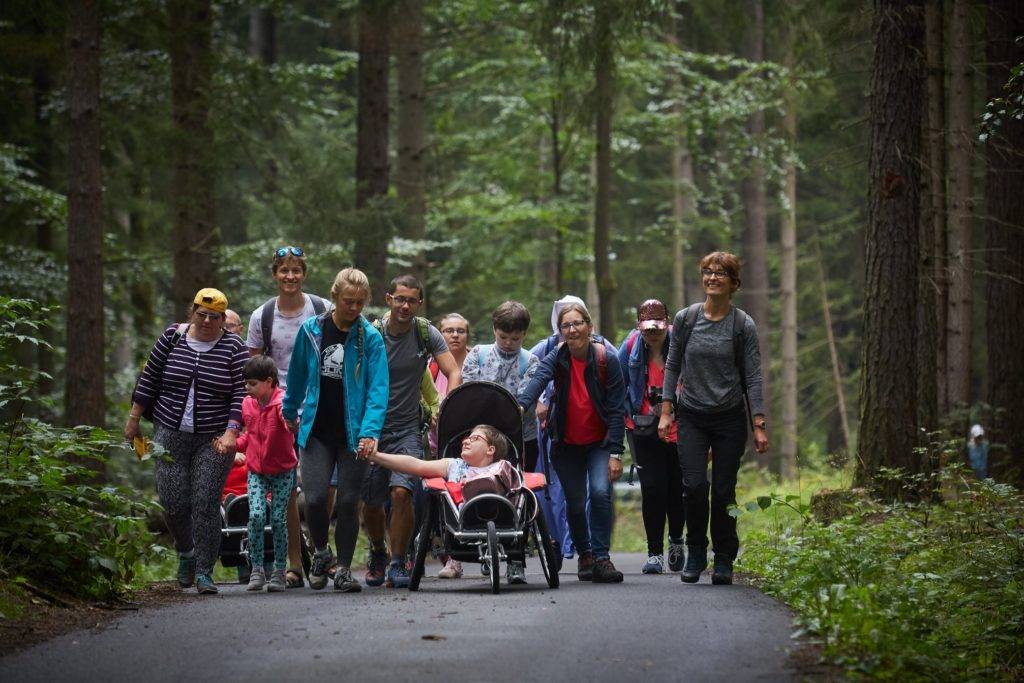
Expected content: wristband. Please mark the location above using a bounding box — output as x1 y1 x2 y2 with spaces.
610 453 623 461
227 420 242 431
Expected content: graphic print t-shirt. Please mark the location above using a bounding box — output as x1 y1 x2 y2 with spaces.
310 316 348 447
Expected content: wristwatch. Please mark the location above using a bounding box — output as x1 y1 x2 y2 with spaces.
754 419 767 430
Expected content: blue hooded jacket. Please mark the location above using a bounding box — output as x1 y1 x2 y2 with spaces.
616 328 672 416
282 312 389 451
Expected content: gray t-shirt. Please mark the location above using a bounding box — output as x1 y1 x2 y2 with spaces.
382 322 448 432
245 294 330 393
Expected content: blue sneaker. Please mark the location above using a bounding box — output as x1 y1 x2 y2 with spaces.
177 555 197 588
385 560 410 588
196 573 218 594
364 549 388 587
642 554 665 574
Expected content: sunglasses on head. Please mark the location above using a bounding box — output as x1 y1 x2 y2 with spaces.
275 246 304 258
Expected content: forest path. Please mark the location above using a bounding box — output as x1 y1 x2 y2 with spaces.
0 553 796 682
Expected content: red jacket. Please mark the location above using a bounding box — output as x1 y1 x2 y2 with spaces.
235 387 297 475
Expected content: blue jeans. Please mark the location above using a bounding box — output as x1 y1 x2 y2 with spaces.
551 442 613 560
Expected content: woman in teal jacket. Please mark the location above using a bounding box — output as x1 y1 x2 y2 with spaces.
282 268 389 592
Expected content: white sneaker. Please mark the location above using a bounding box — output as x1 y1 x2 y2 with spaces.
438 558 463 579
642 554 665 574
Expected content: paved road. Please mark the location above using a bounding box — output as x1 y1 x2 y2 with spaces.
0 553 796 682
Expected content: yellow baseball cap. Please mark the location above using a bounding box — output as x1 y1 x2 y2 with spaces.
193 288 228 313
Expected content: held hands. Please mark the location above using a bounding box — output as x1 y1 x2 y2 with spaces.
356 437 378 460
286 418 300 434
608 457 623 483
213 432 237 456
233 453 246 466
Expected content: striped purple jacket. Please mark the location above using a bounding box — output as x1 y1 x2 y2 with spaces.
134 325 248 433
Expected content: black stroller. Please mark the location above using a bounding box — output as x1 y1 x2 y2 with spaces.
408 381 560 594
220 493 312 580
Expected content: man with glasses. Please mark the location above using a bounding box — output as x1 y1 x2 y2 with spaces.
224 309 244 337
363 274 462 588
245 246 330 589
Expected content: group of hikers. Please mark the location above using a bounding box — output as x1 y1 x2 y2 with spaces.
123 245 768 595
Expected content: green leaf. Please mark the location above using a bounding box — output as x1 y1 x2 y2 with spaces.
757 496 773 510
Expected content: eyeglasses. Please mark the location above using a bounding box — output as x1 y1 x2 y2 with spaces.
224 322 242 331
388 295 422 306
275 246 304 258
463 433 489 445
558 320 588 331
194 310 223 322
701 268 730 280
441 327 468 335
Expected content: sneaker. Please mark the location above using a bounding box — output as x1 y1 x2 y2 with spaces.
711 556 734 585
592 557 624 583
196 573 218 594
267 568 287 592
438 558 463 579
667 539 685 572
506 561 527 585
385 560 410 589
333 566 362 592
246 566 266 591
364 549 388 587
309 548 334 590
577 551 595 582
177 555 197 588
642 554 665 574
681 545 707 584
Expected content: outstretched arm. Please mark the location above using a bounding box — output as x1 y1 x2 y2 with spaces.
363 451 450 479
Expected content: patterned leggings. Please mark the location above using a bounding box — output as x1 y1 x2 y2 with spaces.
153 424 233 576
246 469 296 571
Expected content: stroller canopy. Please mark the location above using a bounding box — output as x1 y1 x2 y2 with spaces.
437 381 525 462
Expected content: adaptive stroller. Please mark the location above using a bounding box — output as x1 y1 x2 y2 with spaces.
220 492 312 579
408 381 560 594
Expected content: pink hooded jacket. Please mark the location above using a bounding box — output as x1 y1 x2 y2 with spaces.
235 387 297 475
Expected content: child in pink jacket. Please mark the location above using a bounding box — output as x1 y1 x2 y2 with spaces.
229 356 298 592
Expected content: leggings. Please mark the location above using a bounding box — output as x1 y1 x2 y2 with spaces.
300 435 367 567
628 430 685 555
246 469 296 571
153 424 233 575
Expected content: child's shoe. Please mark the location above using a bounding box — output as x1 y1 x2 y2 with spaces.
246 566 266 591
267 568 287 592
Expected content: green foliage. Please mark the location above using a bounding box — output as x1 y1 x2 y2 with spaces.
740 470 1024 680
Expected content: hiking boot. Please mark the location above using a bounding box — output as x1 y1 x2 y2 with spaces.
333 566 362 593
196 573 218 594
177 555 197 588
711 556 734 585
642 554 665 575
438 558 463 579
577 551 595 581
309 548 334 590
267 568 287 592
385 560 410 589
506 561 527 585
681 546 707 584
592 557 624 583
667 539 685 572
364 549 388 587
246 566 266 591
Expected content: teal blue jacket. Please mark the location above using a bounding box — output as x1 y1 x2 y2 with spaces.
282 313 389 450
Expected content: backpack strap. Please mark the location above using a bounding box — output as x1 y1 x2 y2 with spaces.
310 294 326 316
592 342 607 386
476 343 492 369
518 348 530 378
260 296 278 357
415 316 431 356
731 307 748 392
678 303 702 361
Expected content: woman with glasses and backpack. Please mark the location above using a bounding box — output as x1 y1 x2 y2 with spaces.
617 299 686 575
657 252 768 586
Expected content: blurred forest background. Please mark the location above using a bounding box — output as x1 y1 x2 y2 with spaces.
1 0 1022 489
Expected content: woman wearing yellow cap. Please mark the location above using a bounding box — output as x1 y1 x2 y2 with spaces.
125 288 248 594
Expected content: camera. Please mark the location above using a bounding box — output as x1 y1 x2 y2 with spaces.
647 385 663 405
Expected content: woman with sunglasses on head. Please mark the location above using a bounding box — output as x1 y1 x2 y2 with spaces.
125 288 248 595
617 299 686 575
658 252 768 586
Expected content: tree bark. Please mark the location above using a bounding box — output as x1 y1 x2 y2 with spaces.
169 0 217 316
925 0 948 417
65 0 106 434
945 0 974 414
395 0 427 288
985 0 1024 487
32 58 55 402
779 32 799 479
854 0 925 499
815 234 851 456
354 0 391 302
593 1 617 341
668 6 693 312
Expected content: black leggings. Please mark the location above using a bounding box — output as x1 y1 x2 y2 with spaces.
300 435 367 567
628 430 685 556
675 404 747 561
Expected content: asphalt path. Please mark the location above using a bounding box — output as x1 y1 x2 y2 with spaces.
0 553 797 682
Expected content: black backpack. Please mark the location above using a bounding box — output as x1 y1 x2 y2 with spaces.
260 294 326 357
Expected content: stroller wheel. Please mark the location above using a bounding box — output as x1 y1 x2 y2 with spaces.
410 500 437 592
532 509 560 589
487 521 500 595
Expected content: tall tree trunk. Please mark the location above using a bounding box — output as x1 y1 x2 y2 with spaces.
550 100 565 295
741 0 770 434
815 234 851 456
593 2 617 341
779 33 799 479
395 0 427 288
32 58 55 403
65 0 106 435
925 1 949 416
169 0 217 315
354 0 391 302
945 0 974 414
854 0 925 499
248 6 276 64
985 0 1024 487
668 6 693 312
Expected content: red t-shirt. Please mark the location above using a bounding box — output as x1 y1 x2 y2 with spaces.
626 358 677 443
564 355 608 445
